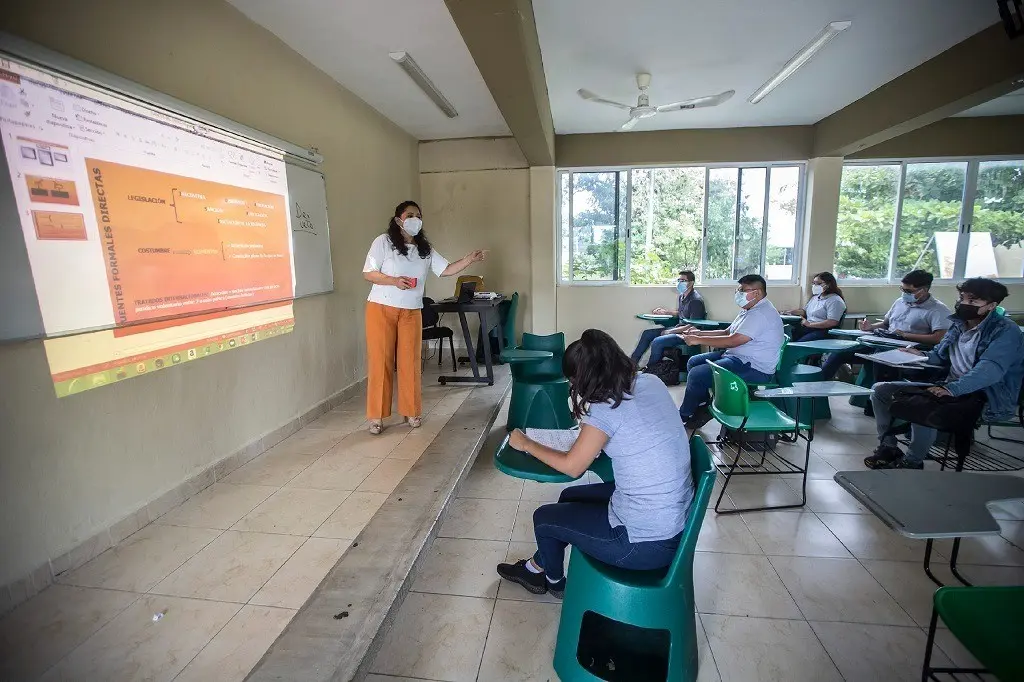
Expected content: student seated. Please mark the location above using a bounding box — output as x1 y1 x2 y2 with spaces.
865 278 1024 470
784 271 846 342
630 269 706 365
821 269 951 380
496 329 694 599
677 274 785 429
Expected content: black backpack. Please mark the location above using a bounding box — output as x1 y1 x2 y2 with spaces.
642 348 682 386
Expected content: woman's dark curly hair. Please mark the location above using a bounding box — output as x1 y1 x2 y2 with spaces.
387 200 432 258
562 329 636 419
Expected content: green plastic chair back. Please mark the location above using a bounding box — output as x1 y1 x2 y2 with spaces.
995 305 1006 317
933 585 1024 682
708 360 750 420
514 332 566 383
553 435 717 681
774 334 790 375
501 292 519 349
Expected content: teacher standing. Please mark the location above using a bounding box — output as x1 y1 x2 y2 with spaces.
362 201 486 435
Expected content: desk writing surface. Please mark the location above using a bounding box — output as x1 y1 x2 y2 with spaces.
788 339 860 352
834 470 1024 539
430 297 504 313
829 329 869 339
755 382 874 399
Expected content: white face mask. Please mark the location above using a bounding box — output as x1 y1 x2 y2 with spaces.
811 284 824 296
734 291 751 308
401 217 422 236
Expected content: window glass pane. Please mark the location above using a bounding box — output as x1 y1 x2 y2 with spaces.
834 164 900 280
735 167 767 278
705 168 738 280
766 166 799 281
967 160 1024 278
617 171 628 280
628 167 705 285
894 161 967 279
571 172 619 280
560 173 570 280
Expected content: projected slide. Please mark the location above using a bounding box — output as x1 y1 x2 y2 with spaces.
87 159 292 325
44 302 294 397
0 56 297 396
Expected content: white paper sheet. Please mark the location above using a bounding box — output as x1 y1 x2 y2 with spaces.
524 427 579 452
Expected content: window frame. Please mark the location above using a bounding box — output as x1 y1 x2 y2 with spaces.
837 155 1024 285
556 161 808 287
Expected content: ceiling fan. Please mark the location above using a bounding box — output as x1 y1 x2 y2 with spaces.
577 73 734 131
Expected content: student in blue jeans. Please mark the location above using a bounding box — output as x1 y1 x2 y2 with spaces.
630 270 707 365
677 274 785 429
865 278 1024 470
497 329 694 599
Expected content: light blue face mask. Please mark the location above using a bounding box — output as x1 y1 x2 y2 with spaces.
677 281 690 295
735 291 750 308
901 291 917 304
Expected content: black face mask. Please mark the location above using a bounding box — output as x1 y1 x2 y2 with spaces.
954 302 983 321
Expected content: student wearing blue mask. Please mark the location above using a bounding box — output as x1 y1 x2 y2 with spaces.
820 269 951 380
677 275 785 429
630 270 706 366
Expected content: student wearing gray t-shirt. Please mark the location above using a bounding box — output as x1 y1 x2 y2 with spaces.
496 329 694 599
784 272 846 342
821 269 951 380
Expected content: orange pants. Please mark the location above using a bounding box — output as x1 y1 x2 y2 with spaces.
365 302 422 420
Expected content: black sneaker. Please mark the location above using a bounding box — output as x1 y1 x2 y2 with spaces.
864 445 902 469
684 404 714 431
874 456 924 470
496 559 565 599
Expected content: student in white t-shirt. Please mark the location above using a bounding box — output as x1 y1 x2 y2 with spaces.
676 274 785 429
362 201 486 434
784 271 847 342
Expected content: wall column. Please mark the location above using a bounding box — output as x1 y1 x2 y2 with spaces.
800 157 844 294
529 166 557 334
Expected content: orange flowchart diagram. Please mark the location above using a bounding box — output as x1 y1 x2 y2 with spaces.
32 211 87 241
86 158 293 326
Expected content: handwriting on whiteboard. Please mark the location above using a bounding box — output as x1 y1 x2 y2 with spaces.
294 202 317 236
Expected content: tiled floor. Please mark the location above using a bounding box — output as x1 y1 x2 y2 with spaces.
0 375 471 682
5 376 1024 682
368 388 1024 682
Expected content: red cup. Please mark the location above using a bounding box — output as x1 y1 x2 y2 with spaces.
409 277 418 287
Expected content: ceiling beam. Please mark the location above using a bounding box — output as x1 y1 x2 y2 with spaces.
444 0 554 166
813 23 1024 157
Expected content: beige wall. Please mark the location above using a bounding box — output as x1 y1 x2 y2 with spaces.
555 126 814 168
556 284 806 353
0 0 417 586
851 116 1024 159
418 139 532 340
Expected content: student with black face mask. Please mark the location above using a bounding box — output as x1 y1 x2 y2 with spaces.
865 278 1024 470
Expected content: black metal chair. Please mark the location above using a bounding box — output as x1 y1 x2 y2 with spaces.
421 297 456 371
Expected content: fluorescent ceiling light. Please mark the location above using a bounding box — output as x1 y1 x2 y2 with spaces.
748 21 852 105
389 51 458 118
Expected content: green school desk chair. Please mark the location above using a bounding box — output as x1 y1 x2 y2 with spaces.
707 361 811 514
922 585 1024 681
552 435 716 682
494 432 615 483
503 332 576 432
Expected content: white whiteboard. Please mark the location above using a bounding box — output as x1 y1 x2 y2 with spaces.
287 162 334 298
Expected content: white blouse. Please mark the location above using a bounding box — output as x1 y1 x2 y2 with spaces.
363 234 449 309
